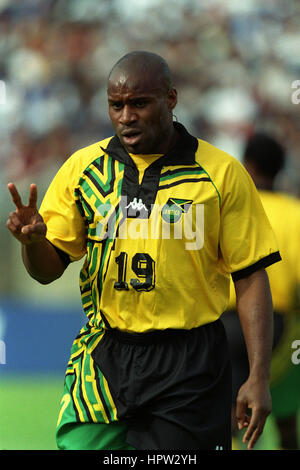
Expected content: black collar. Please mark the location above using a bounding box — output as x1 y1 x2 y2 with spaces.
102 122 198 167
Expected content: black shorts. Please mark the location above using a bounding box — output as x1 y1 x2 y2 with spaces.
91 319 232 450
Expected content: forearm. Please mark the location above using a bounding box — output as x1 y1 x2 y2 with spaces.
234 268 273 381
233 268 273 448
22 239 66 284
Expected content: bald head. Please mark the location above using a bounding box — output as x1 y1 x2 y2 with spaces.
107 51 178 154
108 51 174 94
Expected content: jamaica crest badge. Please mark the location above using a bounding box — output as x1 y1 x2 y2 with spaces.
161 198 193 223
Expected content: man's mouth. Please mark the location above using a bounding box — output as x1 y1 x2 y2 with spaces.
121 130 142 147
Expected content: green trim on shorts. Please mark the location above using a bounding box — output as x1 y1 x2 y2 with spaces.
56 421 135 450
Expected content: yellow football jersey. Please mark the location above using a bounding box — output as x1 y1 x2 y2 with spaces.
39 123 281 332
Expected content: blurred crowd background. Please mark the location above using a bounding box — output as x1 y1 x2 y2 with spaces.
1 0 300 298
0 0 300 450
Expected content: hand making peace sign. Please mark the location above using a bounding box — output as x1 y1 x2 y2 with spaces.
6 183 47 245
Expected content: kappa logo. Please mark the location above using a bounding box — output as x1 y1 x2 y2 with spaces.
125 197 148 218
161 198 193 223
125 197 148 212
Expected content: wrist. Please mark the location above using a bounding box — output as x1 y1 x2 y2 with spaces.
248 366 271 384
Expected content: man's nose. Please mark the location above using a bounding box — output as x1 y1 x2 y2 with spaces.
119 105 137 125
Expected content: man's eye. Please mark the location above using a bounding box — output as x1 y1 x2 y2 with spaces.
111 103 122 110
135 101 147 108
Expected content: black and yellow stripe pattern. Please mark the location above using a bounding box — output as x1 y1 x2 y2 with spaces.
57 326 117 429
158 163 221 208
159 165 209 189
75 155 125 329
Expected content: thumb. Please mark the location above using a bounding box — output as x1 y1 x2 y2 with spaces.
21 221 47 237
236 396 250 430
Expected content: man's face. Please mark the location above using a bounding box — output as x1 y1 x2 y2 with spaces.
107 70 177 154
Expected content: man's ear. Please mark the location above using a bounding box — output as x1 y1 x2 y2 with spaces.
167 88 177 110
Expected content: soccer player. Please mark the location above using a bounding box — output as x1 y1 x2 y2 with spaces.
6 51 281 451
222 133 300 449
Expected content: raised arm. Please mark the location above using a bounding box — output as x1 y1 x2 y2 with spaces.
233 267 273 449
6 183 66 284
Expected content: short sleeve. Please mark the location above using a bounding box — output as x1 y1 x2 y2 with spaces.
219 158 281 281
39 154 87 262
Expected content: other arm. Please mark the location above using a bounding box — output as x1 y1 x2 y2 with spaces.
234 267 273 449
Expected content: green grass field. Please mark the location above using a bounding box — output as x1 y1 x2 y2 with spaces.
0 375 298 450
0 375 63 450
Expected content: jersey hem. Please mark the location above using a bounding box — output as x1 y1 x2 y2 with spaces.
231 251 281 282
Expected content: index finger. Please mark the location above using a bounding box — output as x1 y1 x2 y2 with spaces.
7 183 24 210
242 410 266 450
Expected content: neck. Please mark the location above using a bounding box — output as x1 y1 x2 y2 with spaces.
157 124 179 154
